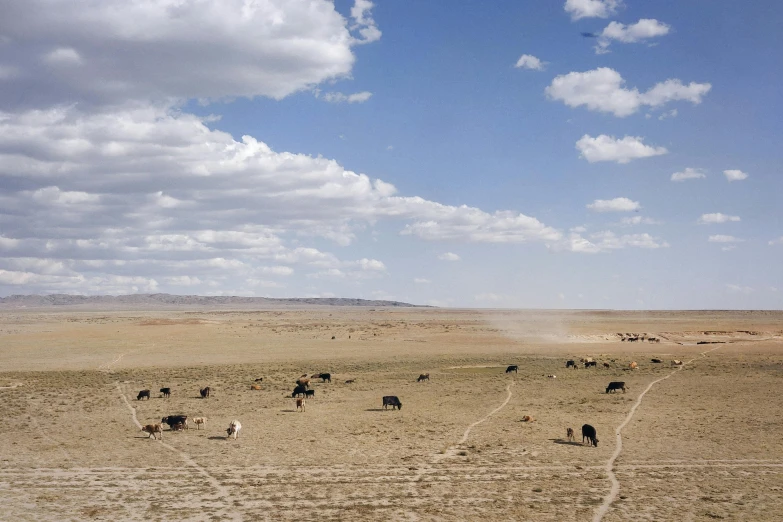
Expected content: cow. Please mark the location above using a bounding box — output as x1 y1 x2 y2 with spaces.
417 373 430 382
566 360 576 368
603 362 611 369
316 373 331 383
521 415 535 422
159 387 171 398
606 381 627 394
382 396 402 410
297 377 310 388
651 358 662 363
672 360 683 366
296 398 306 412
161 415 188 430
254 378 263 382
137 389 151 401
547 374 556 379
292 385 308 398
505 365 518 374
582 357 594 364
141 424 162 440
582 424 598 447
305 389 315 398
629 361 638 369
566 427 574 442
345 379 356 384
250 384 261 390
192 417 206 430
585 361 597 368
200 387 210 399
226 420 241 440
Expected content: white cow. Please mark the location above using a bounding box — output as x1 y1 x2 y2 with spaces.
226 420 241 440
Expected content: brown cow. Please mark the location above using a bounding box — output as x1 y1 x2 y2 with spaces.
296 398 306 412
141 424 162 440
566 427 574 442
629 361 638 369
417 373 430 382
250 384 261 390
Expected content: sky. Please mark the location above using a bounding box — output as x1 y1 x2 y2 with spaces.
0 0 781 309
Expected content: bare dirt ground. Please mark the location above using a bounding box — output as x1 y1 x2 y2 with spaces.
0 308 782 521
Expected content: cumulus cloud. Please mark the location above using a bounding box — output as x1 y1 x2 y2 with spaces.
769 237 783 246
595 19 670 53
724 169 749 182
546 68 711 117
576 134 667 163
671 168 706 182
0 0 368 108
564 0 622 21
708 235 743 243
322 91 373 103
587 197 641 212
563 231 668 253
438 252 461 261
515 54 544 70
698 213 741 224
620 216 662 225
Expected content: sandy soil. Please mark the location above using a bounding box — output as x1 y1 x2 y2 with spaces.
0 308 781 521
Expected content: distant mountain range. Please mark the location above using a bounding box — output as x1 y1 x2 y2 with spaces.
0 293 424 309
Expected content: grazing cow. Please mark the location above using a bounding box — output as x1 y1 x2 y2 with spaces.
170 422 186 431
141 424 162 440
345 379 355 384
582 424 598 447
505 365 518 374
296 398 306 412
606 381 627 394
200 387 210 399
566 427 575 442
521 415 535 422
305 389 315 398
250 384 261 390
382 396 402 410
161 415 188 430
292 385 308 398
417 373 430 382
226 420 241 440
566 360 576 368
651 358 662 363
160 387 171 398
297 377 310 388
582 357 594 364
603 362 611 369
629 361 638 369
671 360 683 366
192 417 206 430
319 373 332 383
137 389 151 401
254 378 263 382
585 361 597 368
547 374 556 379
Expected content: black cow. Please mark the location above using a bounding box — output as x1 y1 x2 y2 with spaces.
137 389 151 401
292 385 308 398
382 396 402 410
317 373 331 383
605 381 627 394
254 378 263 382
200 386 210 399
651 358 662 363
566 360 576 368
582 424 598 447
585 361 597 368
505 365 518 374
160 387 171 398
162 415 188 430
305 389 315 398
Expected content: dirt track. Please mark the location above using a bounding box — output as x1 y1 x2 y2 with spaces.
1 308 782 520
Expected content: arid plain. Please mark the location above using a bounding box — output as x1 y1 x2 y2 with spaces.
1 307 782 521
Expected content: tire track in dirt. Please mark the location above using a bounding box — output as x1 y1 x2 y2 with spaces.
115 381 241 521
593 345 724 522
0 383 23 389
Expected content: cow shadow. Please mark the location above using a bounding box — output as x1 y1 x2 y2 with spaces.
207 436 227 440
280 409 297 413
365 408 388 412
549 438 584 446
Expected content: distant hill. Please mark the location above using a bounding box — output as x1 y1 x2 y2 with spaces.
0 293 426 310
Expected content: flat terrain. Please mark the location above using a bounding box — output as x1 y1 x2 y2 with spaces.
1 308 782 521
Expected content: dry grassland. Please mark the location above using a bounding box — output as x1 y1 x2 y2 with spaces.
0 308 782 521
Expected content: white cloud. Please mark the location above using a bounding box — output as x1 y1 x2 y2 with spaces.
726 284 753 294
474 292 507 302
671 168 706 182
322 91 373 103
595 19 670 53
698 213 741 225
0 0 369 108
658 109 678 120
563 231 668 253
438 252 461 261
576 134 667 163
414 278 431 284
564 0 622 21
708 235 743 243
620 216 662 225
587 197 641 212
514 54 544 70
724 169 749 182
546 68 711 117
769 237 783 246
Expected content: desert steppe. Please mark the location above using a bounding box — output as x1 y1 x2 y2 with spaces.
1 307 782 521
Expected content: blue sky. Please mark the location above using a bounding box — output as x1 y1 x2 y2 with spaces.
0 0 780 308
